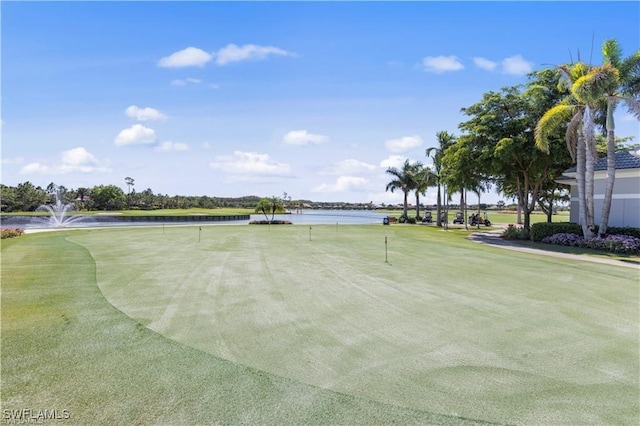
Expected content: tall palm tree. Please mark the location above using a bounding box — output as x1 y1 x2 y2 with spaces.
125 176 135 209
535 62 598 238
385 159 417 219
426 131 456 227
412 163 436 219
574 39 640 235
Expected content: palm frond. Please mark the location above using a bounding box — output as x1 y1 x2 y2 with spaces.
620 50 640 95
566 110 583 162
602 39 623 67
591 63 619 94
622 95 640 120
535 104 575 152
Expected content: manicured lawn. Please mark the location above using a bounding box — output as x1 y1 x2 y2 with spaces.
2 224 638 424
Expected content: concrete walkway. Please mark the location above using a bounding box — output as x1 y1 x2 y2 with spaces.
468 230 640 270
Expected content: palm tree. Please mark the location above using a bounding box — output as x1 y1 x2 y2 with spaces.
412 163 436 219
125 177 135 209
535 62 598 238
255 196 285 222
574 39 640 235
426 131 456 227
385 159 418 219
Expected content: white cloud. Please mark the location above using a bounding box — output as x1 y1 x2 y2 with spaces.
20 162 50 174
421 55 463 73
1 156 24 165
214 43 296 66
125 105 167 121
171 77 202 86
171 78 219 89
209 151 291 177
473 57 497 71
380 155 407 169
320 159 376 175
156 141 189 152
502 55 533 75
114 124 157 146
20 147 110 175
158 47 212 68
61 146 96 166
312 176 369 193
384 135 422 153
283 130 328 146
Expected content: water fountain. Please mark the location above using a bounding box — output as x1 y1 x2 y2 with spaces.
34 186 87 227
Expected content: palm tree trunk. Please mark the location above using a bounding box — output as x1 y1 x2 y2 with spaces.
599 99 616 236
403 191 408 218
436 183 442 227
415 193 420 219
583 106 596 239
576 131 588 237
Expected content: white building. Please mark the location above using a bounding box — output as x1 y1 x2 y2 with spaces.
557 151 640 228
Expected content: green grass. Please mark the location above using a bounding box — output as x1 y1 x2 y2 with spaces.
2 224 638 424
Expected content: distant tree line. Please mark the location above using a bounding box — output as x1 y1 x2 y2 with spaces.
0 181 265 213
1 181 407 213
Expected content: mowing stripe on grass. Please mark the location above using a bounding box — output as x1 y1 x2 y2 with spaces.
2 230 495 425
66 224 639 425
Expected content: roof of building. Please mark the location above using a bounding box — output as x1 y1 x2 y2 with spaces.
564 150 640 173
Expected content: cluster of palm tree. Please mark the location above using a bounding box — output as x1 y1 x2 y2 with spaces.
535 39 639 238
386 39 638 235
385 131 455 226
385 131 458 226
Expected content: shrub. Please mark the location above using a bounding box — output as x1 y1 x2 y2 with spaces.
248 220 292 225
606 227 640 239
398 215 416 224
541 233 640 255
1 228 25 239
530 222 582 242
502 224 530 240
541 233 584 247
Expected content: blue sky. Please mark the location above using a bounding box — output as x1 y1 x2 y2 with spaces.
2 1 639 205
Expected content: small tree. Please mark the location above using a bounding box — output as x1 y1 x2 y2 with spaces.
255 196 285 222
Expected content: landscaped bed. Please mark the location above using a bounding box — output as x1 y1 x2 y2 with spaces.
1 224 638 424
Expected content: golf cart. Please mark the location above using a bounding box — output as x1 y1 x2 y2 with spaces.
469 212 492 227
422 211 433 223
453 211 464 224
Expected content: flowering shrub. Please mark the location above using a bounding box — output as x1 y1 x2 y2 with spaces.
1 228 25 239
541 233 584 247
542 232 640 255
502 224 530 240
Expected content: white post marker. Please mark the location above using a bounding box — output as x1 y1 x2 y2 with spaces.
385 236 388 263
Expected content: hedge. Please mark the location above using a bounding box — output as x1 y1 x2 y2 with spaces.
530 222 582 242
530 222 640 242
